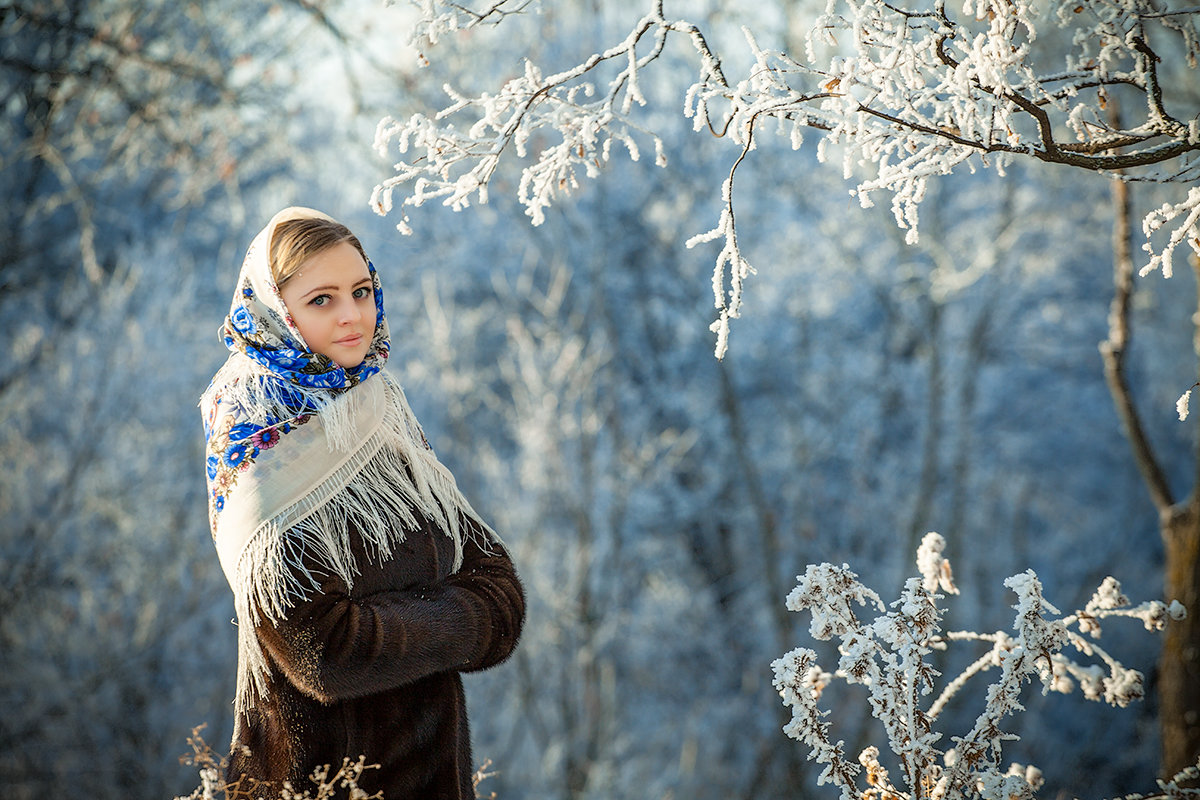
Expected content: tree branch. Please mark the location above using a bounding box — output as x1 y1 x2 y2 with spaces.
1100 156 1174 512
376 0 1200 356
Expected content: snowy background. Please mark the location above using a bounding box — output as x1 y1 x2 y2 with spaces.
0 1 1193 798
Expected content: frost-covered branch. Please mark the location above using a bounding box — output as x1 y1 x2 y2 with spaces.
375 0 1200 358
393 0 534 56
372 3 691 234
771 532 1188 800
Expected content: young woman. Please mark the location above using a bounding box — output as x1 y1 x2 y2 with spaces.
200 207 524 799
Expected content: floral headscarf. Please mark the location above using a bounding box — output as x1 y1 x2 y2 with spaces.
200 207 496 714
219 207 390 391
202 207 391 529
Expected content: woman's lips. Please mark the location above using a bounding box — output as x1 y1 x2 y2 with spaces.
335 333 364 346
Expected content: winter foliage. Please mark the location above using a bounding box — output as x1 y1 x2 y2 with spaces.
376 0 1200 356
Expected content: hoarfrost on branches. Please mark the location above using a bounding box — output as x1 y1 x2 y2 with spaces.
394 0 534 59
771 532 1191 800
371 3 680 235
917 531 958 595
1177 387 1193 421
375 0 1200 358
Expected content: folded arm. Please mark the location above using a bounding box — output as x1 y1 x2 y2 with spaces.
256 524 525 703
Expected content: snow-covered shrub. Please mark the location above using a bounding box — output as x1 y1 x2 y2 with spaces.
772 532 1193 800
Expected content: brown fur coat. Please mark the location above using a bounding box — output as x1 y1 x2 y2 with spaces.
226 515 524 800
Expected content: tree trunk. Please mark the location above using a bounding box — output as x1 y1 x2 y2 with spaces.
1161 501 1200 777
1102 173 1200 777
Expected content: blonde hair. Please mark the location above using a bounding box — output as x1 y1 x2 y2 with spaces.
270 217 369 287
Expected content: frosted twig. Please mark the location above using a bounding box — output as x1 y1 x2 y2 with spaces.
772 531 1184 800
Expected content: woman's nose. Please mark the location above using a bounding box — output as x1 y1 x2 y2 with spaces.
339 299 362 324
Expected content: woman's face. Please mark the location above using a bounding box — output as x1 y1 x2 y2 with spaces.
279 241 375 369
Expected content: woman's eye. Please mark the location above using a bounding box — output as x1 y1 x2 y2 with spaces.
310 295 329 307
354 287 371 299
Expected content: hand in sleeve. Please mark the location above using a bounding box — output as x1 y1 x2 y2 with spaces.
255 524 525 703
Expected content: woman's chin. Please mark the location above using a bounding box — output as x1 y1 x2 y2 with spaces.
325 352 368 370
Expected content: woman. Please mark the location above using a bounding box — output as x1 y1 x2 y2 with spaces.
200 207 524 799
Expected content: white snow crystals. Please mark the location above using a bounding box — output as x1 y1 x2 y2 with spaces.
771 532 1186 800
1142 186 1200 279
917 531 958 595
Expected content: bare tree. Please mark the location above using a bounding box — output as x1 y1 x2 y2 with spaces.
1102 167 1200 777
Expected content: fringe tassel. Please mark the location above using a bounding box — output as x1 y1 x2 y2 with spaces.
222 369 498 715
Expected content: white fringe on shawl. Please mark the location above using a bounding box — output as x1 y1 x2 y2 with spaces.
202 356 497 715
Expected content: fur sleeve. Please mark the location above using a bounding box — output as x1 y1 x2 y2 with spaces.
254 523 525 703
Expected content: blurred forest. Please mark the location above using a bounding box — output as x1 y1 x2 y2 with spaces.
0 1 1196 799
